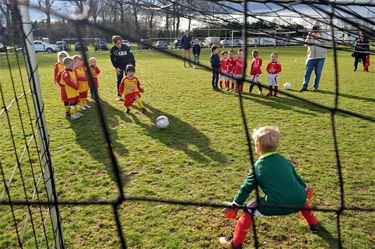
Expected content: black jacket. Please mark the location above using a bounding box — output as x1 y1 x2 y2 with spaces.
180 35 192 49
192 44 201 55
110 44 135 69
210 53 220 69
354 37 369 55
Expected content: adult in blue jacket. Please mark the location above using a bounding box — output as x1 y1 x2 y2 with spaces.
180 30 192 67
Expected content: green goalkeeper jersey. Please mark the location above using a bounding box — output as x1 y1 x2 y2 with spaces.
234 152 307 216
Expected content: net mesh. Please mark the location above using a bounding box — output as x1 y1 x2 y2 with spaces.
0 0 374 248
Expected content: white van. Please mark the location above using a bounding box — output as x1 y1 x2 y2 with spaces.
203 37 220 48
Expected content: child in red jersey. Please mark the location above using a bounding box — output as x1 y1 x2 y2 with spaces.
60 57 81 120
219 51 229 89
73 55 90 109
233 49 245 93
119 65 146 114
88 57 100 99
249 50 263 95
226 50 236 91
266 52 282 96
54 51 70 116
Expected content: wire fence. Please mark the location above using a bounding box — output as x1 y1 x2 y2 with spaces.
0 0 374 248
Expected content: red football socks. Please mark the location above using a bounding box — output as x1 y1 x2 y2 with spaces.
232 211 253 247
300 203 318 225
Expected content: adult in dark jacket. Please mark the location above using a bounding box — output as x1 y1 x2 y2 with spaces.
210 46 220 90
110 35 136 100
353 31 369 72
180 30 192 67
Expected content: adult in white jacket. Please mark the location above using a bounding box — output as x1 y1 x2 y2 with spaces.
300 21 327 92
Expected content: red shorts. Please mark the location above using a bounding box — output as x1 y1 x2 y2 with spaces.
79 91 88 98
68 97 79 105
124 92 140 108
60 86 68 102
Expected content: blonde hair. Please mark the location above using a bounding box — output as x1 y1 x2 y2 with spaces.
252 126 280 153
63 57 74 66
89 57 96 63
271 52 279 59
57 51 69 62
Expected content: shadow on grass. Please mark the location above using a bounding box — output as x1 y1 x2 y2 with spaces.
218 88 349 117
69 99 130 179
129 103 227 164
315 89 375 103
316 223 340 248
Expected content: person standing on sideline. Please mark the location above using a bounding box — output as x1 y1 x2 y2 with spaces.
192 39 201 68
353 31 369 72
300 21 327 92
110 35 136 101
181 30 193 67
210 46 220 90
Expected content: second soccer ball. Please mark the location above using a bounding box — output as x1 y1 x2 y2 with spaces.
283 82 292 90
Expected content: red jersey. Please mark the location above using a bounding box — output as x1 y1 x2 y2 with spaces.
119 76 143 97
60 69 79 99
266 61 282 74
250 57 262 76
54 62 65 82
89 65 100 88
234 57 245 75
226 58 236 74
220 58 228 72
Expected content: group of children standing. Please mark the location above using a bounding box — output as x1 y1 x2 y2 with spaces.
210 47 282 96
54 51 101 120
54 50 146 120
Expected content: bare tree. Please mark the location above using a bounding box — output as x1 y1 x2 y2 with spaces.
88 0 100 23
34 0 55 39
128 0 140 35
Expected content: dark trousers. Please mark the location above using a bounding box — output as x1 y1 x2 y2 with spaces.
249 82 262 92
116 68 125 96
354 53 366 70
212 69 219 89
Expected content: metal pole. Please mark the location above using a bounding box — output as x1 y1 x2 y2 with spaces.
18 1 65 248
231 30 234 47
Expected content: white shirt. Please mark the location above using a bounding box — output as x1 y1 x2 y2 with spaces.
305 31 328 59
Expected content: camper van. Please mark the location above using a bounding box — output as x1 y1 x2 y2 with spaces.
203 37 220 48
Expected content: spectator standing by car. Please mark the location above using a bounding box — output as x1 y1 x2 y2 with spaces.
192 39 201 68
353 31 370 72
181 30 192 67
110 35 136 101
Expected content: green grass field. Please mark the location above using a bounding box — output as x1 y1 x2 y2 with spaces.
0 46 374 249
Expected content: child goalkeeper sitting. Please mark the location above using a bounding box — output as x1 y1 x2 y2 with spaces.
219 126 318 249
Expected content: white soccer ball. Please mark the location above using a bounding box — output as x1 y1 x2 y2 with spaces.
283 82 292 90
156 115 169 129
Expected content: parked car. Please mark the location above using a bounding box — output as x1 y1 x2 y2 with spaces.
94 39 108 51
220 39 241 47
75 41 88 51
172 39 181 49
138 39 152 49
33 40 60 53
122 40 131 48
0 42 5 52
56 41 70 51
155 40 168 49
203 37 221 48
